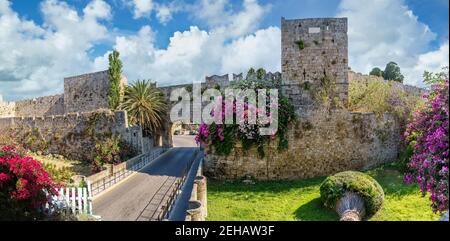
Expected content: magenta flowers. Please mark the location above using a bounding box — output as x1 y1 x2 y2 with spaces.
0 145 60 220
404 79 449 213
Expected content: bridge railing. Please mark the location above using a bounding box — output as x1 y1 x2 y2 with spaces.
87 147 168 197
155 149 199 221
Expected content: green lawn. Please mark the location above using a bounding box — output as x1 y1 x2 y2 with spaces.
207 164 441 221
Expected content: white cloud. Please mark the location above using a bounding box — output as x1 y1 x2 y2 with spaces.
337 0 448 86
193 0 271 38
127 0 179 25
130 0 154 19
156 5 172 24
1 0 280 100
83 0 112 19
407 41 449 84
93 0 280 86
221 27 281 74
119 24 280 86
0 0 111 100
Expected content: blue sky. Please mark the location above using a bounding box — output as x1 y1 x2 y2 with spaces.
9 0 448 49
0 0 449 101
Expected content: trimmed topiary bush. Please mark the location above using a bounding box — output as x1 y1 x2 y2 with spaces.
320 171 384 220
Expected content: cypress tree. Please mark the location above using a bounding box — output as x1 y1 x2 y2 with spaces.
108 49 123 110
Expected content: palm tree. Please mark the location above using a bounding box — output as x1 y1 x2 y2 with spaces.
120 80 168 135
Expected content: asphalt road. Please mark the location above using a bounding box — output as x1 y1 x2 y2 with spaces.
92 136 198 221
173 135 197 147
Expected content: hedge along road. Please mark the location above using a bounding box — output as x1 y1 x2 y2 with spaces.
92 136 198 221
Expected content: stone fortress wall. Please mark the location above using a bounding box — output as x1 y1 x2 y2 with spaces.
281 18 349 113
204 109 402 180
0 17 424 179
14 94 65 117
0 71 127 118
0 71 147 160
64 71 127 113
0 110 144 161
348 70 426 96
201 17 418 180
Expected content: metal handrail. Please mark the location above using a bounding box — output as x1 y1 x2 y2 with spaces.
157 150 198 220
90 148 167 196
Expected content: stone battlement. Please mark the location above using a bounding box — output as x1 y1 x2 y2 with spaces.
0 70 127 118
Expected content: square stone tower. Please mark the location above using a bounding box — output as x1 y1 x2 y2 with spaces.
64 70 128 113
281 17 349 112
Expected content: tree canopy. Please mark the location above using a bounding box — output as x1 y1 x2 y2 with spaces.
383 62 404 83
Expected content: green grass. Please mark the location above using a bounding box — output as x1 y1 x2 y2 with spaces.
207 163 441 221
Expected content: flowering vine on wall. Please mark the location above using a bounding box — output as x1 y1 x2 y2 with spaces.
195 69 297 158
404 79 449 213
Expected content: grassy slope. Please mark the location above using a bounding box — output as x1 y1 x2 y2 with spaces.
207 164 441 221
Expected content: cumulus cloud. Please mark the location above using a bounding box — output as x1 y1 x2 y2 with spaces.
94 0 280 86
1 0 280 100
337 0 448 86
130 0 154 18
221 27 281 74
155 5 172 24
0 0 111 101
94 25 281 86
126 0 181 25
407 41 449 83
4 0 446 101
193 0 271 38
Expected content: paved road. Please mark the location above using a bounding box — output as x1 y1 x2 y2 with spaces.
93 144 198 221
173 135 197 147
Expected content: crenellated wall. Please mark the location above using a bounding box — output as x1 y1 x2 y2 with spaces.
159 71 282 124
14 94 65 116
0 70 128 118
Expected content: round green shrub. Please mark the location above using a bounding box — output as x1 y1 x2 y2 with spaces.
320 171 384 217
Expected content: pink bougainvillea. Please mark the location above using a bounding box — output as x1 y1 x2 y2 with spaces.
404 79 449 213
0 145 60 220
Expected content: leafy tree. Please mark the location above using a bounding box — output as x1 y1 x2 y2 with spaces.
246 68 256 80
120 80 167 135
383 62 404 82
423 66 448 86
369 67 383 77
256 68 266 80
108 49 123 110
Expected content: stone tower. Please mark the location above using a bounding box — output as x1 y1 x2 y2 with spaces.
281 17 349 113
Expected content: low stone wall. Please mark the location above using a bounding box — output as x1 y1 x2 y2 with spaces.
203 109 402 180
186 159 207 221
0 110 144 161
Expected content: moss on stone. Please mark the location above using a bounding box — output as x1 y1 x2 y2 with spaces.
295 40 305 50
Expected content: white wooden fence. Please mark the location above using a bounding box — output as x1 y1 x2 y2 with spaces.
45 181 93 215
